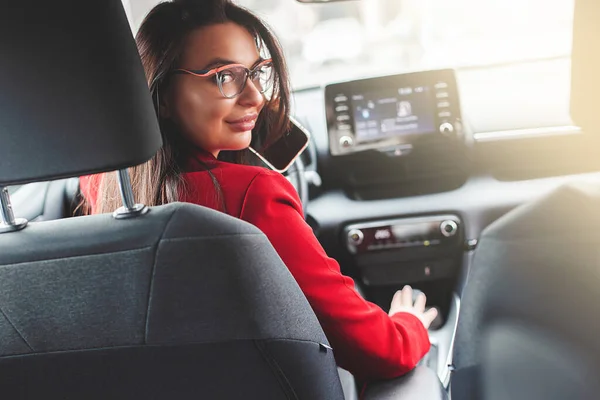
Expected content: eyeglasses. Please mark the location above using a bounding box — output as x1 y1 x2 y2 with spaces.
172 59 274 99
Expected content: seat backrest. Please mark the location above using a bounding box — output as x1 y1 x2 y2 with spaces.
0 1 343 398
0 203 343 399
10 178 82 223
464 183 600 400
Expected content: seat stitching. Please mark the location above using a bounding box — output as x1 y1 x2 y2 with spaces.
0 234 264 269
0 245 154 269
159 232 264 243
0 304 34 351
254 340 299 400
144 208 178 344
0 338 326 359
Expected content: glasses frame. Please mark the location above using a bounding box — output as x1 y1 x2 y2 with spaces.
172 58 274 99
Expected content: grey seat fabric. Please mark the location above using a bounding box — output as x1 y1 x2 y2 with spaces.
453 183 600 400
0 202 344 399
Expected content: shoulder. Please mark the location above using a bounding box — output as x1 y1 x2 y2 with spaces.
182 160 302 218
240 168 303 217
247 169 300 200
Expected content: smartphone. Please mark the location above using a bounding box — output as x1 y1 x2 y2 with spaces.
249 116 311 173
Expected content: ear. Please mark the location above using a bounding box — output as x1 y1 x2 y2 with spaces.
155 86 172 118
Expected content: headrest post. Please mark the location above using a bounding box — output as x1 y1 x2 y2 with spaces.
0 187 28 233
112 169 149 219
117 169 136 211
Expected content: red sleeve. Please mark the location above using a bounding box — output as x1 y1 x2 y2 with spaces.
239 170 431 382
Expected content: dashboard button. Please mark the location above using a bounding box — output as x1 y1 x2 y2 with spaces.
440 220 458 237
439 122 454 135
347 229 364 245
339 136 354 148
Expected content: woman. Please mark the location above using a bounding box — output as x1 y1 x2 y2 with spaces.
80 0 437 383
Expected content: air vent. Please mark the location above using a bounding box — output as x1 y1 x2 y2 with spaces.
348 169 467 200
342 143 469 200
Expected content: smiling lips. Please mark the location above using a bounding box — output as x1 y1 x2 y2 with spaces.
226 113 258 132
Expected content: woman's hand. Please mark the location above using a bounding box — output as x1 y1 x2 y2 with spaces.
388 285 438 329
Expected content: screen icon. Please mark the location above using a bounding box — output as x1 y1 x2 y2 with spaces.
397 101 412 118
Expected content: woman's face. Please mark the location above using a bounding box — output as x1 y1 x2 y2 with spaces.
162 22 266 157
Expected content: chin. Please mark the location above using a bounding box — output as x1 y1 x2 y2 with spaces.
225 130 253 151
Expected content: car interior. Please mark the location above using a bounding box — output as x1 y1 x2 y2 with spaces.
1 0 599 398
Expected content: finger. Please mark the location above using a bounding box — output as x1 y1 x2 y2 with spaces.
423 307 439 326
391 290 403 306
401 285 413 307
414 292 427 313
389 290 404 315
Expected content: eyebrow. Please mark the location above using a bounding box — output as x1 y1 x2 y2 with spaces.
201 57 265 70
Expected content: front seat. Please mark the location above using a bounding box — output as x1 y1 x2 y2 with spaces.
0 1 343 398
450 0 600 398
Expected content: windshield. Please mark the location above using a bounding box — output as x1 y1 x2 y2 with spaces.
124 0 574 90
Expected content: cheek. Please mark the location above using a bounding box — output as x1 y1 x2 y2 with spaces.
169 86 235 146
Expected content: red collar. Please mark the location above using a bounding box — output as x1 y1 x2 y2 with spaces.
181 144 218 172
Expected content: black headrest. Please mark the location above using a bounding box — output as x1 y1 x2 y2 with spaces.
0 0 162 185
570 0 600 131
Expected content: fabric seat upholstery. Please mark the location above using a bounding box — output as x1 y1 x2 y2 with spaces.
0 203 344 398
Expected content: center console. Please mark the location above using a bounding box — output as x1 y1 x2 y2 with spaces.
323 71 466 386
344 215 462 285
342 214 464 386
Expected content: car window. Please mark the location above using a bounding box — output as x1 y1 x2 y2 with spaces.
123 0 575 130
7 186 21 195
241 0 573 90
124 0 573 88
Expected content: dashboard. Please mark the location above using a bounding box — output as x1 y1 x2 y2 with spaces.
295 62 598 282
291 61 600 383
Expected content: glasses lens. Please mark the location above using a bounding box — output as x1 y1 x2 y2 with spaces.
252 62 274 93
217 66 248 98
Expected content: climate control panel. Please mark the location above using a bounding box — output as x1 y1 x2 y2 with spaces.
344 215 462 255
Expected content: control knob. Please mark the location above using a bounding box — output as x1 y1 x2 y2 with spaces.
347 229 364 245
440 220 458 237
439 122 454 136
339 136 354 148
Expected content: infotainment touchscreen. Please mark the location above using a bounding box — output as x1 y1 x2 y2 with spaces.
351 87 435 142
325 69 461 156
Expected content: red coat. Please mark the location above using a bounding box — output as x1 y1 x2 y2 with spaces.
80 148 430 382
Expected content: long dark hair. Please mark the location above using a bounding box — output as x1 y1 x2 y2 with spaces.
94 0 290 214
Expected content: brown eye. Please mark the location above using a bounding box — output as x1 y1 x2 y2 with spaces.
217 70 235 85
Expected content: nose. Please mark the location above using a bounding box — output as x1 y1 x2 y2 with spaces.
237 78 264 108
